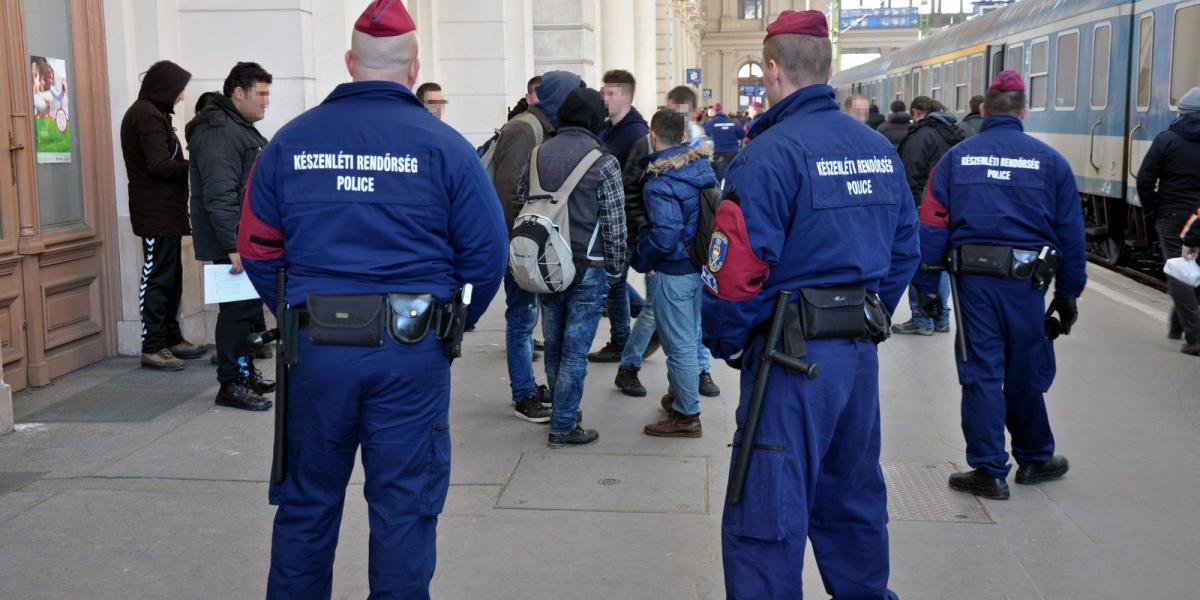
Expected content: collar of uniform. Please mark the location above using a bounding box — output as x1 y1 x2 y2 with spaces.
980 114 1024 133
323 80 422 107
747 84 837 139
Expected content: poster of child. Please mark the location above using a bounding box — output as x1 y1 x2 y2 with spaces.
30 55 71 163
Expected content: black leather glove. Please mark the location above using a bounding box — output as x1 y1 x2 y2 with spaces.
1048 293 1078 335
918 293 943 319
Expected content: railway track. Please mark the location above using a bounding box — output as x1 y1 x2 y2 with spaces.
1086 251 1167 292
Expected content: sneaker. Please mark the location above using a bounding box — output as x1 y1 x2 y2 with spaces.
934 322 951 333
548 425 599 448
1014 455 1069 485
615 366 647 397
699 372 720 397
587 340 625 363
168 341 208 360
142 349 185 371
643 332 661 359
891 320 933 336
644 411 702 438
948 469 1009 500
514 394 551 423
537 384 552 408
215 381 272 411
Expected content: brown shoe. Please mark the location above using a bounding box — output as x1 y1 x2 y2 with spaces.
142 349 185 371
644 410 702 438
168 340 208 360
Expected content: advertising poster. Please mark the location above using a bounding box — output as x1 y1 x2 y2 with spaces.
30 55 71 164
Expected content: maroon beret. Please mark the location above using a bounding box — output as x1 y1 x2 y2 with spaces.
989 70 1025 93
355 0 416 37
764 10 830 42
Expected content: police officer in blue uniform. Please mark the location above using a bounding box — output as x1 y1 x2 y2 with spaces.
702 11 917 599
915 70 1085 500
237 2 508 598
703 102 745 182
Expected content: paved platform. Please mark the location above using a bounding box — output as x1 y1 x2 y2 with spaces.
1 265 1198 599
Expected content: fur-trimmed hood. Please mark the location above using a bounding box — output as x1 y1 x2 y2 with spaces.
646 145 714 176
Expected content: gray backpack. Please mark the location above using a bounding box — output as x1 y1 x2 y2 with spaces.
509 146 603 294
481 111 544 180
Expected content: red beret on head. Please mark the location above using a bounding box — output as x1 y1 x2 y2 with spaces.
990 69 1025 93
713 102 723 112
355 0 416 37
764 10 829 42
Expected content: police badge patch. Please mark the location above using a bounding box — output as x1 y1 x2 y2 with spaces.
708 232 729 273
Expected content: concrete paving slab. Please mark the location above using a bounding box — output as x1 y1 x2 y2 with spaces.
496 452 709 514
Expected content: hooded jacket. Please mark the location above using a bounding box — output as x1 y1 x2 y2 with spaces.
898 112 964 206
632 145 717 275
119 61 192 236
957 112 983 139
186 95 268 261
601 106 649 166
1136 112 1200 220
491 70 581 231
876 112 910 148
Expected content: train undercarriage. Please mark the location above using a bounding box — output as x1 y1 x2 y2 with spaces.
1082 193 1166 291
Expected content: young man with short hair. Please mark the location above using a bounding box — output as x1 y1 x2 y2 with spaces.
415 81 446 120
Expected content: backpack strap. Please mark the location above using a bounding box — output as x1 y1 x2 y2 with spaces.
528 147 605 205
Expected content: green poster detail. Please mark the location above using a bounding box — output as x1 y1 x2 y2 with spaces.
30 55 72 164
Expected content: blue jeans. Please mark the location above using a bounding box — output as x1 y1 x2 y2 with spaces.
504 271 539 401
541 268 610 435
650 272 702 415
909 273 951 329
604 269 645 346
620 273 712 372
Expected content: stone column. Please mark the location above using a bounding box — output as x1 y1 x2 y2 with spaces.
601 0 636 75
533 0 599 84
634 0 659 113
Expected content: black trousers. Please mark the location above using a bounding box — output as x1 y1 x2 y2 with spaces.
1157 214 1200 344
213 259 263 383
140 235 184 354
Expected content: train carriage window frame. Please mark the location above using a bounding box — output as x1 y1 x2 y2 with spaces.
1136 14 1153 112
1169 3 1200 109
922 66 931 96
931 64 942 101
1054 30 1080 111
1090 22 1112 111
943 61 955 103
971 53 986 99
1006 43 1024 77
1029 37 1050 111
955 58 969 112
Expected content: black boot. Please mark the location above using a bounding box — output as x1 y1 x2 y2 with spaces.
216 381 272 411
587 339 625 362
615 366 646 397
698 371 720 397
948 468 1010 499
1015 455 1069 485
547 426 599 448
247 367 276 395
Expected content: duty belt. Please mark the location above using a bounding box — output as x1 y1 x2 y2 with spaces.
291 292 463 348
954 244 1058 290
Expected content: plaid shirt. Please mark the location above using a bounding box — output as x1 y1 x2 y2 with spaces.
518 152 628 281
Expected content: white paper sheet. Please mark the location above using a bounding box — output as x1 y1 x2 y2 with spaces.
204 264 261 304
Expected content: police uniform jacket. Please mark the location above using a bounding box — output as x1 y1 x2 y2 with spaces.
915 115 1086 298
701 84 920 359
703 113 746 155
237 81 508 330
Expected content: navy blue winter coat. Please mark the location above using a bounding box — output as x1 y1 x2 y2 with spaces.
632 145 717 275
601 107 649 167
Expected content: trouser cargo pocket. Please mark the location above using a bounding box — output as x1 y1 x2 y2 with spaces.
419 423 452 516
724 439 786 541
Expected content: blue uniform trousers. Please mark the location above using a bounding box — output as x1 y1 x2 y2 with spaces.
722 336 898 600
267 335 451 600
956 276 1056 479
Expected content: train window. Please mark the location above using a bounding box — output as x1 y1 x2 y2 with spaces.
1006 45 1023 75
922 67 930 96
956 59 969 111
1055 31 1079 109
1172 5 1200 107
1137 15 1153 111
1030 39 1049 109
1091 24 1112 109
931 64 942 100
971 54 985 98
944 61 955 98
905 72 913 101
990 47 1004 80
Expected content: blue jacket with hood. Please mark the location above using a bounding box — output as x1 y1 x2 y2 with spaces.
632 144 717 275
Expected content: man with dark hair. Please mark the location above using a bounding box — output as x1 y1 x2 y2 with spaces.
958 94 985 138
703 11 916 597
868 103 885 129
893 95 962 336
120 60 208 371
877 99 911 146
415 81 446 120
915 70 1085 500
187 61 274 411
589 69 649 364
635 109 716 438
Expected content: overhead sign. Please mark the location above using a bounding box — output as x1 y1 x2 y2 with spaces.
741 85 765 97
839 7 919 30
702 88 712 100
686 68 702 87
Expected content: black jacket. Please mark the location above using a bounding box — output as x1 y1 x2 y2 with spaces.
1137 112 1200 221
601 107 649 167
876 112 911 148
119 61 192 236
185 95 267 261
621 133 653 246
898 112 963 206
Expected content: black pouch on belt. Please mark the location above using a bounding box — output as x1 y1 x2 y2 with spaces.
798 286 867 340
387 293 435 344
957 244 1012 277
305 294 386 347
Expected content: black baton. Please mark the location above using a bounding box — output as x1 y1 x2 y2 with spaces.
271 267 288 484
727 290 819 506
919 260 968 363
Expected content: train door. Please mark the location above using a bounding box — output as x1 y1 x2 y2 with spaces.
988 45 1004 81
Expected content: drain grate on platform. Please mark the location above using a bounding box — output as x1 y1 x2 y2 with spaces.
883 462 993 524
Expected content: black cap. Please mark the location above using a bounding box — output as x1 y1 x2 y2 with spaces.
558 88 607 134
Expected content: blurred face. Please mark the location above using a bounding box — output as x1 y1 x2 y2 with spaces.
749 105 762 117
706 106 717 118
422 89 447 120
526 88 539 106
846 98 869 122
601 83 632 119
233 81 271 122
